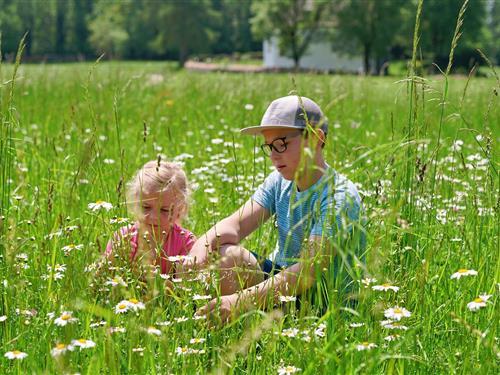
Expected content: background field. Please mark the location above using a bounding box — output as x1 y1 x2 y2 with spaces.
0 62 498 373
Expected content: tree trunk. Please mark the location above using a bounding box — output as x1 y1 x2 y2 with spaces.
55 0 66 55
363 43 371 75
293 52 300 70
178 45 188 68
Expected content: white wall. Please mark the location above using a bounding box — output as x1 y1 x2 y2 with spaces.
263 37 364 73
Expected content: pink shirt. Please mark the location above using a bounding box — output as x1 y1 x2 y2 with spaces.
106 223 196 274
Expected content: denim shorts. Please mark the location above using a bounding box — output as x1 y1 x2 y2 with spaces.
250 251 284 279
250 251 331 313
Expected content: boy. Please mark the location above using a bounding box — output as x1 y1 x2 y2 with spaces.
185 95 364 323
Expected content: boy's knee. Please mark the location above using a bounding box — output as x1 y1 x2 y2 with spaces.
219 244 242 267
219 244 256 268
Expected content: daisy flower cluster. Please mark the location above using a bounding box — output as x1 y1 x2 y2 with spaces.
353 277 412 350
449 268 493 312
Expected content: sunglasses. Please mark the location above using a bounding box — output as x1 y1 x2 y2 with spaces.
260 131 303 156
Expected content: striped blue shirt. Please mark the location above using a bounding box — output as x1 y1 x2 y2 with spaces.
252 166 364 267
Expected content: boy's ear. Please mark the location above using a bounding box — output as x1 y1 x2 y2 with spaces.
315 128 326 148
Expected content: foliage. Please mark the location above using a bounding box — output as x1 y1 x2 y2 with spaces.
331 0 410 74
88 1 128 59
251 0 329 68
418 0 487 71
0 0 498 70
148 0 221 67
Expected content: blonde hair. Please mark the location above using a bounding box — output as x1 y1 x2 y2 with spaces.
126 160 190 224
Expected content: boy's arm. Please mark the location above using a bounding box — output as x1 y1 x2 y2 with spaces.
198 235 334 322
185 199 270 267
241 235 332 304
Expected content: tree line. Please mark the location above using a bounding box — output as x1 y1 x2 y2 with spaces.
0 0 498 74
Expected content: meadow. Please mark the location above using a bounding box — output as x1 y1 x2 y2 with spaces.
0 58 498 374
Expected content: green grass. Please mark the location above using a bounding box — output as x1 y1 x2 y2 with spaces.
0 59 498 374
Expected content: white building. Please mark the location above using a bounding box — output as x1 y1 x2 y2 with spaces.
263 36 364 73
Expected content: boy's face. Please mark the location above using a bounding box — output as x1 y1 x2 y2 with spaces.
261 128 307 180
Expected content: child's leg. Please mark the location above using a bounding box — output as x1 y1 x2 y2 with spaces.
218 244 265 295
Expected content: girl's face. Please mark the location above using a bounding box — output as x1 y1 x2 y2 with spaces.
139 190 182 238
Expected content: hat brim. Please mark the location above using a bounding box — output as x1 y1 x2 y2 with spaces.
240 124 305 136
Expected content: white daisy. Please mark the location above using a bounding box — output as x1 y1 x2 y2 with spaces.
110 217 130 224
54 311 78 326
109 326 126 334
71 339 96 349
0 315 7 322
51 343 74 357
89 320 107 328
167 255 193 263
384 334 401 341
61 244 83 254
314 323 327 337
384 306 411 321
278 365 301 374
146 327 162 336
467 294 492 311
360 277 377 287
126 298 145 311
114 302 130 314
105 276 127 287
4 350 28 360
189 338 206 344
279 295 297 303
87 200 113 211
53 264 67 272
372 283 399 292
349 322 365 328
280 328 299 338
192 294 211 301
244 104 254 111
156 320 172 326
132 347 144 356
380 320 408 330
451 269 478 279
174 316 189 323
356 342 378 351
176 346 190 355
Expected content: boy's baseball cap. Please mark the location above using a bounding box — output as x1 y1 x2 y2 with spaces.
240 95 328 136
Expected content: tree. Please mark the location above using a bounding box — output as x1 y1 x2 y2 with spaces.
149 0 220 67
55 0 66 55
491 0 500 63
332 0 409 74
0 0 23 56
211 0 260 54
88 1 129 59
71 0 93 57
251 0 329 69
419 0 486 71
16 0 36 56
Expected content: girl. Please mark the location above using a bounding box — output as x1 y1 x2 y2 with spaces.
106 160 195 275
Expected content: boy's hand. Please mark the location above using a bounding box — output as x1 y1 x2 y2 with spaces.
196 293 246 326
